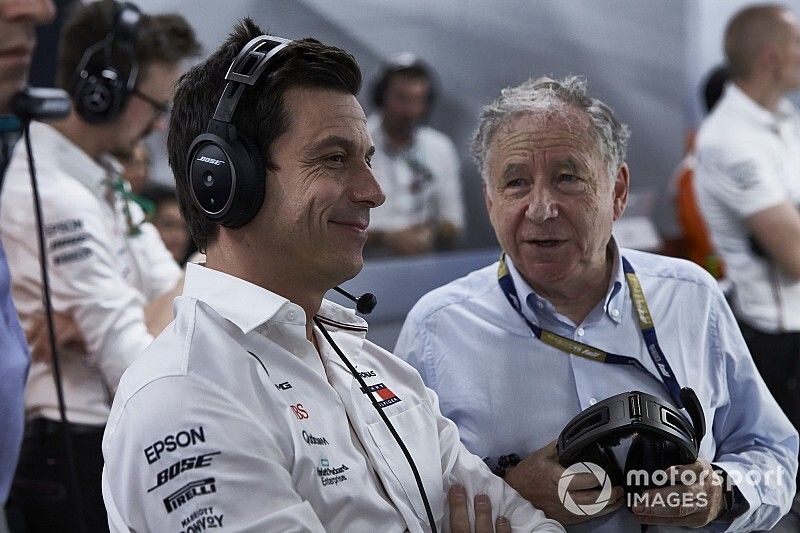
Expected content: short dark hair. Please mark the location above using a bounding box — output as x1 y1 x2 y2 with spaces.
371 53 435 108
167 18 362 252
56 0 200 90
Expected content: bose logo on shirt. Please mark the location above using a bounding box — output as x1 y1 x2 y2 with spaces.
144 426 206 465
196 156 225 166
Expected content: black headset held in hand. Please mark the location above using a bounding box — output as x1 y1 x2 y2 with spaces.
558 388 706 495
69 1 141 124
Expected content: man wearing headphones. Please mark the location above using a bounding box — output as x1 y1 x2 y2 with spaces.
366 54 465 256
0 3 57 533
101 19 564 533
0 1 199 530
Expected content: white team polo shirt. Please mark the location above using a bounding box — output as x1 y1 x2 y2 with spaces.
102 263 563 532
0 121 181 425
694 83 800 332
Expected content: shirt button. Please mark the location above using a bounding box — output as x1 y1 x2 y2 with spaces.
287 310 297 321
577 327 585 337
611 309 620 317
589 398 597 405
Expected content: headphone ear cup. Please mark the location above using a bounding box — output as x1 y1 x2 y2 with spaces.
223 135 266 228
72 68 126 124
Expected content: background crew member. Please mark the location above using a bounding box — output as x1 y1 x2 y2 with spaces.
102 19 564 533
366 53 465 255
694 4 800 452
0 2 57 532
395 76 798 531
0 1 199 530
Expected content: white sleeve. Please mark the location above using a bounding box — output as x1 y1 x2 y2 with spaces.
102 375 328 532
428 386 565 532
2 183 153 394
433 136 465 231
695 144 788 218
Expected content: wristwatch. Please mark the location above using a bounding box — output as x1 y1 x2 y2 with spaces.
714 466 748 523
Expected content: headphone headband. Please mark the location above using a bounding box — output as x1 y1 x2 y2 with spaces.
210 35 291 125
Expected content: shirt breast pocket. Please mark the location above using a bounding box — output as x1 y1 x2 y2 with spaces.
365 401 445 527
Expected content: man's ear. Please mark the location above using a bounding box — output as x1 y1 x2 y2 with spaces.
483 180 493 212
613 163 629 221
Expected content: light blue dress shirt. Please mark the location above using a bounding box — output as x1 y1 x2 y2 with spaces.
395 244 798 532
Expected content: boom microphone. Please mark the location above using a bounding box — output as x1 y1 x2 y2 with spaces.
333 286 377 314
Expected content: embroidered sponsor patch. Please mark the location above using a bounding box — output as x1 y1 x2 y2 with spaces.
727 160 759 190
360 382 401 408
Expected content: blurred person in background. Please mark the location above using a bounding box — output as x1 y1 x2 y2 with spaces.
0 1 199 530
694 5 800 460
118 138 150 193
365 53 465 256
139 182 193 265
0 3 57 533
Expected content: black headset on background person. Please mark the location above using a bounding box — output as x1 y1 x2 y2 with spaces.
371 52 437 110
69 1 141 124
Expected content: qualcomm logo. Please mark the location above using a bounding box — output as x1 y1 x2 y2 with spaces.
197 156 225 166
557 462 613 516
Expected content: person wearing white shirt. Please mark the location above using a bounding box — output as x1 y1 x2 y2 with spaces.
0 2 198 530
366 54 465 256
101 20 563 533
694 4 800 457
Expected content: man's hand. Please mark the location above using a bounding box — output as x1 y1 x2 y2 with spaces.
449 485 511 533
26 312 86 363
503 440 624 525
383 224 435 255
631 459 725 527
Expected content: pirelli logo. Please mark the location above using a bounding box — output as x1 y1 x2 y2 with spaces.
163 478 216 513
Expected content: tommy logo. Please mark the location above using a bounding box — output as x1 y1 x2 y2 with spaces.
358 370 376 378
290 404 309 420
275 381 292 391
361 383 401 408
196 156 225 166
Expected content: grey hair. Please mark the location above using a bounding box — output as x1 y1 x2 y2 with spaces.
471 75 630 182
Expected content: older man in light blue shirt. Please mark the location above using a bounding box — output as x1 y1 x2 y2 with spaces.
395 76 798 532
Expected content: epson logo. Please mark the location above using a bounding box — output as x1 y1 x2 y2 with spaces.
197 156 225 166
144 426 206 465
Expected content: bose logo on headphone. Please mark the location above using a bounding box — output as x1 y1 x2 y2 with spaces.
196 156 225 166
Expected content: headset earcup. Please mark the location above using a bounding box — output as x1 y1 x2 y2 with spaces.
224 135 265 228
72 68 126 124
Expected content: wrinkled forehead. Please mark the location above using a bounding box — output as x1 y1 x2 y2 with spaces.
488 107 602 161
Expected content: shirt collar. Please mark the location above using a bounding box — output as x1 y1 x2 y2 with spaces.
183 262 295 334
724 82 796 129
506 238 626 326
30 121 113 199
182 262 370 336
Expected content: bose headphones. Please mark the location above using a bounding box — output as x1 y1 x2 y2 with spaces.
186 35 291 228
69 1 142 124
371 52 436 109
557 389 706 495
